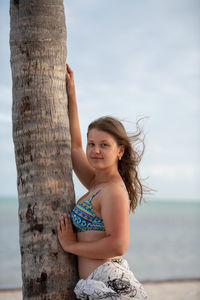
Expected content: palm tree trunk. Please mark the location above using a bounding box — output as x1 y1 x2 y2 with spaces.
10 0 78 298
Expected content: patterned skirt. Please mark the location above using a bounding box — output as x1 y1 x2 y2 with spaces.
74 258 148 299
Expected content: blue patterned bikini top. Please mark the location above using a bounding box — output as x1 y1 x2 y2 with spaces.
71 188 105 232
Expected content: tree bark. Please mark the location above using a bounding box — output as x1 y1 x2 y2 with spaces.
10 0 78 299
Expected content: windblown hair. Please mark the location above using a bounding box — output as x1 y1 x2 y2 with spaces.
87 116 151 213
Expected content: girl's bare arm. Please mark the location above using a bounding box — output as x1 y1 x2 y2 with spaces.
66 64 95 189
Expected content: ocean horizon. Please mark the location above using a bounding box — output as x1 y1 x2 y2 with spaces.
0 195 199 289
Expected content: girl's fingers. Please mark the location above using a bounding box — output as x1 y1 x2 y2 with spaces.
58 214 73 231
64 215 68 226
64 213 70 224
66 72 70 79
63 213 73 230
65 64 70 74
67 215 73 229
66 63 71 70
66 64 73 74
65 71 72 83
68 214 72 223
60 216 65 228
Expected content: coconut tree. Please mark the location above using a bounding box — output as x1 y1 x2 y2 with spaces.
10 0 78 298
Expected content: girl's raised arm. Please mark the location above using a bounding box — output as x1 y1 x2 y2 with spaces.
66 64 95 189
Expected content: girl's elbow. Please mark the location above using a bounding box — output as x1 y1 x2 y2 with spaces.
112 239 129 256
118 244 129 256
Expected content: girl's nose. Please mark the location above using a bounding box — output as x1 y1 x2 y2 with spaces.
94 146 100 153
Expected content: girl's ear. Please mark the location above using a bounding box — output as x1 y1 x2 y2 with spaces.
119 145 125 159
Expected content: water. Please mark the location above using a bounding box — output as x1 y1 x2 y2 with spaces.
0 196 200 289
126 200 200 281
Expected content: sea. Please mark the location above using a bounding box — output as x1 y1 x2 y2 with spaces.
0 196 200 289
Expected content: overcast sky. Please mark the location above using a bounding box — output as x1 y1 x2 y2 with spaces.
0 0 199 201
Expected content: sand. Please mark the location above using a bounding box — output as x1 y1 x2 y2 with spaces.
144 279 200 300
0 279 199 300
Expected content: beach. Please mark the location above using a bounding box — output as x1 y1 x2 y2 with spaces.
0 279 199 300
144 279 200 300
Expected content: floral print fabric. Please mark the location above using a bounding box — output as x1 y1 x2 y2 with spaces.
74 258 148 299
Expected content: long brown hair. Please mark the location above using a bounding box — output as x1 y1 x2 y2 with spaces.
87 116 151 213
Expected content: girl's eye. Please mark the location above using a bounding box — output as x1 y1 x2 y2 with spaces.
88 143 95 146
101 143 108 147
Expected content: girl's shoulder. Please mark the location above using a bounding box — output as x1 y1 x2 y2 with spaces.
101 181 129 205
103 181 128 194
100 182 130 216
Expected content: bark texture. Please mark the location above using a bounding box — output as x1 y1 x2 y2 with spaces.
10 0 78 299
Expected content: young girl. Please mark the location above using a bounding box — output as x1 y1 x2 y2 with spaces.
57 64 149 299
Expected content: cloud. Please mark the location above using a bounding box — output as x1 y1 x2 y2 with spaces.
144 163 198 181
0 0 199 199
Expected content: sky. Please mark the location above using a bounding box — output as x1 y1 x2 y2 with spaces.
0 0 199 200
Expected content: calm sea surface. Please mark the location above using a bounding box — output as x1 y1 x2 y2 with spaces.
0 196 199 289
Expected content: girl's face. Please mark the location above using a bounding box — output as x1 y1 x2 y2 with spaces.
86 129 124 170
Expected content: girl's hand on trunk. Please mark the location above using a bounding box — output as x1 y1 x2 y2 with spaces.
65 64 76 98
57 213 77 252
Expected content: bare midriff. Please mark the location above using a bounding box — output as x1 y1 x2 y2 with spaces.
77 231 122 279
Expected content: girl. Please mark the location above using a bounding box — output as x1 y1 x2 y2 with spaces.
57 64 149 299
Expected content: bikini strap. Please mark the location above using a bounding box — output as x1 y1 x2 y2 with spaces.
89 182 127 202
89 187 104 202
